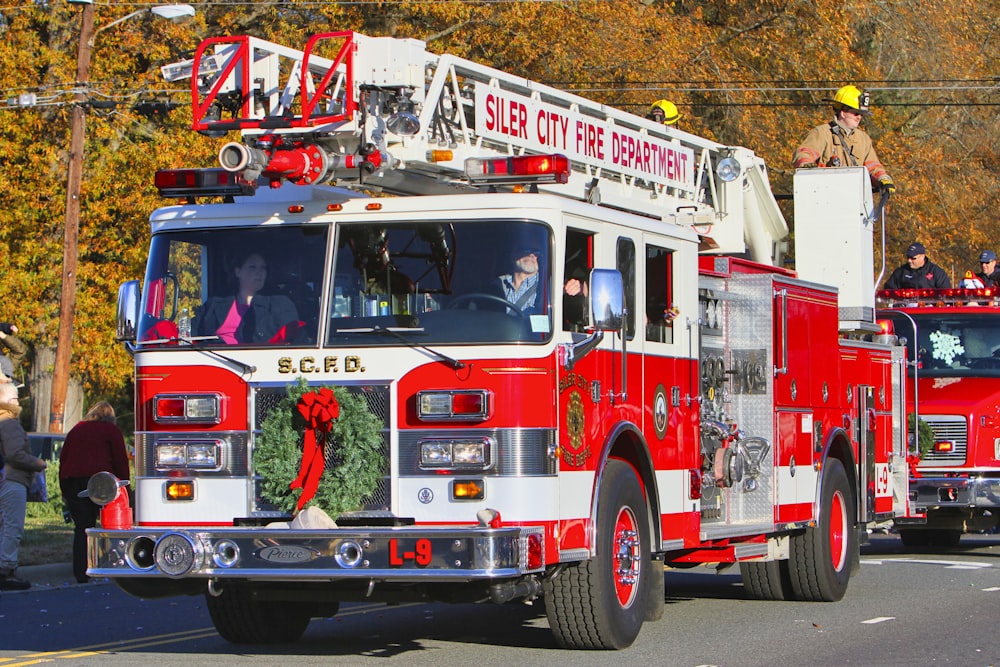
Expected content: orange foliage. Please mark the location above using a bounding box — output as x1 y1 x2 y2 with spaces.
0 0 996 402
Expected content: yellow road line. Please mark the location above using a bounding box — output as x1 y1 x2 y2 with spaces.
0 601 419 665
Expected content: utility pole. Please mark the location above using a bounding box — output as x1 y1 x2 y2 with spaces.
48 2 95 434
47 3 195 433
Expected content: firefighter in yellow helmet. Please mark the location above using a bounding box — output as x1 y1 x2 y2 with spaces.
646 99 681 126
793 85 895 193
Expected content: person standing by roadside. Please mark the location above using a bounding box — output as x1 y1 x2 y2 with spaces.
0 323 27 375
0 382 46 590
58 401 130 584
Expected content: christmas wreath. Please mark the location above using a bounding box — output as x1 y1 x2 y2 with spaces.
255 377 384 516
906 413 935 478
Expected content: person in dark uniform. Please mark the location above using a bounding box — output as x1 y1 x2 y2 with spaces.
975 250 1000 287
883 242 950 289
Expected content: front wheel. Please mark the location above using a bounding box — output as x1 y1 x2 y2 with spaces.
206 583 317 644
544 459 650 649
788 458 856 601
899 528 962 549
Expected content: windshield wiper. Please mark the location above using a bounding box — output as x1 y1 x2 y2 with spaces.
139 335 256 375
337 325 465 370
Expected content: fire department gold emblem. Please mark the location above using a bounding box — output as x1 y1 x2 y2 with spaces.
564 390 590 467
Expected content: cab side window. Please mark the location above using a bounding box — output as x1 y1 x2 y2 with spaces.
645 244 675 344
564 229 594 332
617 237 636 340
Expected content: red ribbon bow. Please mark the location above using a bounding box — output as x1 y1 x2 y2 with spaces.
289 388 340 512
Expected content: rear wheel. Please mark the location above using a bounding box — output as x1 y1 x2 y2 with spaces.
900 528 962 549
788 458 856 601
899 529 932 548
544 459 650 649
937 529 963 548
740 559 792 600
206 583 316 644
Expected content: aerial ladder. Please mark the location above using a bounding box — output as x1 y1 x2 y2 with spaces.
162 31 788 265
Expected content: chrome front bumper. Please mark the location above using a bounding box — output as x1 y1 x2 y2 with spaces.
909 475 1000 511
87 525 544 581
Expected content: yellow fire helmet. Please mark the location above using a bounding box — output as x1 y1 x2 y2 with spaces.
826 85 871 115
647 99 681 125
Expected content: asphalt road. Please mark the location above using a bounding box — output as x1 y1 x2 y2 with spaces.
1 533 998 666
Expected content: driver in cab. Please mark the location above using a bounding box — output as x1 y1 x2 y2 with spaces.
494 247 542 314
193 250 301 344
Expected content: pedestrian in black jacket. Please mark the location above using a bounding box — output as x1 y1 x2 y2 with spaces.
975 250 1000 287
883 242 950 289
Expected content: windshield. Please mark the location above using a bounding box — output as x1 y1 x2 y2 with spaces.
326 219 552 345
136 219 553 348
137 226 328 347
880 311 1000 377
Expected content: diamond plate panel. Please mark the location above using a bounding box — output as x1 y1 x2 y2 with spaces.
720 273 777 524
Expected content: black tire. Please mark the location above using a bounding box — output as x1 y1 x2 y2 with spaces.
788 458 856 602
645 559 665 622
206 583 314 644
937 529 963 548
899 528 933 548
544 459 650 649
900 528 962 549
740 559 792 601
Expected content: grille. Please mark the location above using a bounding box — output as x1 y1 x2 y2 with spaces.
252 384 391 513
920 415 968 465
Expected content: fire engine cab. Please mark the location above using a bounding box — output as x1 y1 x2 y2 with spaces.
878 288 1000 545
90 31 911 649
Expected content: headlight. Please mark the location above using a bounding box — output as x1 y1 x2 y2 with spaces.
420 441 453 466
419 438 492 469
155 444 187 467
452 441 487 465
155 440 222 470
154 394 222 423
416 390 490 421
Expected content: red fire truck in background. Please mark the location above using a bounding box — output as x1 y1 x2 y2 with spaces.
877 289 1000 546
88 31 912 649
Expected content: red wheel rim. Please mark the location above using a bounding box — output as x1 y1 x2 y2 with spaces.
828 488 848 572
612 506 641 607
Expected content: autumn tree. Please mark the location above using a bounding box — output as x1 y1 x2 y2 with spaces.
0 0 997 425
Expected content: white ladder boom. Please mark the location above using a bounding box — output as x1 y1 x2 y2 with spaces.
163 31 788 264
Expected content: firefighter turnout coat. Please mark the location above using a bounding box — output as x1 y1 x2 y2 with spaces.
793 119 890 188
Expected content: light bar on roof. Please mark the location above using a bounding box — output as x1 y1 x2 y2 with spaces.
876 287 1000 308
155 168 257 199
465 154 570 185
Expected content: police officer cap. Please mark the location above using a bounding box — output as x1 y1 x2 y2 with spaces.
906 242 926 258
979 250 997 263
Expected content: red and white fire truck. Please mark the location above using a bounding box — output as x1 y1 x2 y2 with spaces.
877 288 1000 546
89 31 911 649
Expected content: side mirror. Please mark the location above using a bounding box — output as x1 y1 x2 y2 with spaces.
116 280 141 342
589 269 624 332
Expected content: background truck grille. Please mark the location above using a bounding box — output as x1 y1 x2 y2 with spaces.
919 415 968 465
252 383 391 514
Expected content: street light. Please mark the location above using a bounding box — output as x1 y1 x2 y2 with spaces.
48 3 196 433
